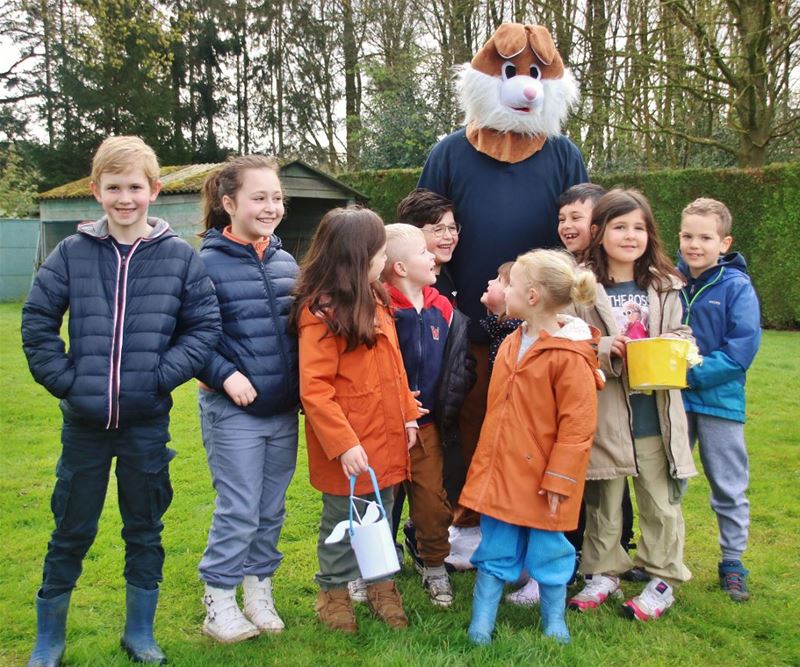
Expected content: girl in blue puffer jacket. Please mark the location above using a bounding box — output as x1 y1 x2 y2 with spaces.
196 155 300 643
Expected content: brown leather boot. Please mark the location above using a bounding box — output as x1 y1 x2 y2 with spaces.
315 588 357 634
366 580 408 629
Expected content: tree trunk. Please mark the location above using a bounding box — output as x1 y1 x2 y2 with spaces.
342 0 361 169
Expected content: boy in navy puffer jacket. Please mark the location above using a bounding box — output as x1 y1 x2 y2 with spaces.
22 136 221 667
678 198 761 603
382 224 474 608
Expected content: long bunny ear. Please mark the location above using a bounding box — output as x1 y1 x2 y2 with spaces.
471 22 527 71
493 22 529 59
526 24 564 77
526 25 557 66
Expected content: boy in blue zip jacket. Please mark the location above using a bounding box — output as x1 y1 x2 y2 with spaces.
382 223 474 608
22 136 221 666
677 198 761 602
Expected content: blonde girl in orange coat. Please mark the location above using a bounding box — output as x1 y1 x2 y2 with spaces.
459 249 604 645
289 206 421 635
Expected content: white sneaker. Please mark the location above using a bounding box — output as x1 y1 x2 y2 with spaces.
622 577 674 621
242 575 285 633
202 584 260 643
422 566 454 607
506 578 540 605
444 526 480 571
347 577 368 603
567 574 622 612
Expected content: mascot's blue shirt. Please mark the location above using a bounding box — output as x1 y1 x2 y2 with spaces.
419 128 588 341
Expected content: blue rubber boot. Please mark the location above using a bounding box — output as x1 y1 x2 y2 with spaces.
120 584 167 664
28 591 71 667
539 583 570 644
467 570 505 645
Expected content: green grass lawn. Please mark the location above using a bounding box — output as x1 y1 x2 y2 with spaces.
1 301 799 666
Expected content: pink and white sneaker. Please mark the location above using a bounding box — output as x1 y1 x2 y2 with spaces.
568 574 622 612
622 577 674 621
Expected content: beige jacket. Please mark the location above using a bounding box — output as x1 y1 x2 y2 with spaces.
570 276 697 481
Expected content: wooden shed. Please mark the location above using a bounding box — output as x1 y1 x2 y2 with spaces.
36 160 368 262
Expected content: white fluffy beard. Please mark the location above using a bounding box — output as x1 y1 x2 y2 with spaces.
457 64 580 137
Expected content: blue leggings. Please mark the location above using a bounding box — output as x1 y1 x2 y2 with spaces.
471 515 575 585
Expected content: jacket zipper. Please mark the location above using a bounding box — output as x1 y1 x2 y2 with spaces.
106 240 141 430
478 335 517 505
256 246 292 400
413 311 424 391
681 267 724 326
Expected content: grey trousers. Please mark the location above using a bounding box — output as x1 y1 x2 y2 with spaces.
316 487 395 590
687 412 750 562
198 389 298 588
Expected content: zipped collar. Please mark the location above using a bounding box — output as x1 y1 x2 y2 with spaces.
678 251 749 292
202 227 283 259
385 284 443 311
78 216 173 243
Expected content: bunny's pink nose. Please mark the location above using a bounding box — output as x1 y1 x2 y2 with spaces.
523 86 537 101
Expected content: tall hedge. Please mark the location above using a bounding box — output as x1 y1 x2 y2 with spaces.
338 162 800 328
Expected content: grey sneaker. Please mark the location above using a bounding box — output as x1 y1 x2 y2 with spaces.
422 566 454 608
719 560 750 602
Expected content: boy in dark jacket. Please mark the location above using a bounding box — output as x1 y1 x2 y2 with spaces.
22 136 221 666
381 223 474 607
678 198 761 602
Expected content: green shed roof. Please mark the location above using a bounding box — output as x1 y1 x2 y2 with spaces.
38 160 369 201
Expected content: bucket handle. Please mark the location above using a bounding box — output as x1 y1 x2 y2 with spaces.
348 466 387 536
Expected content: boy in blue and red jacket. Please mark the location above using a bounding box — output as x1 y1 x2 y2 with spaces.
678 198 761 603
382 223 474 608
22 136 221 666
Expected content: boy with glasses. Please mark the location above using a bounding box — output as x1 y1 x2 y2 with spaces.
396 188 461 304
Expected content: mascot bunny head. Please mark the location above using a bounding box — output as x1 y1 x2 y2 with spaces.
458 23 579 164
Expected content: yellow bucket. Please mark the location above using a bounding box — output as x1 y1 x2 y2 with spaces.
626 338 690 391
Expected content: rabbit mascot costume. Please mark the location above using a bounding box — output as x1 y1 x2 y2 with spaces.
418 23 588 565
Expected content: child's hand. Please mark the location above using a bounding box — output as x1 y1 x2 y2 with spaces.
340 445 369 478
223 371 257 406
610 335 629 359
411 390 430 416
406 426 419 450
538 489 567 516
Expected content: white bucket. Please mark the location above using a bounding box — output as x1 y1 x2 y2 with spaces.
345 467 400 581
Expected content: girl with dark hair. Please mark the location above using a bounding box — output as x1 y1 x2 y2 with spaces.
196 155 300 643
291 206 421 635
569 189 697 622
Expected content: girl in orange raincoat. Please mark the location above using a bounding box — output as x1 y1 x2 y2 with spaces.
459 249 604 645
290 207 421 635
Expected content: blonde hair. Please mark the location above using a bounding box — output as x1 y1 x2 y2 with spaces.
681 197 732 237
514 249 596 308
201 155 282 232
383 223 425 276
91 136 159 185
